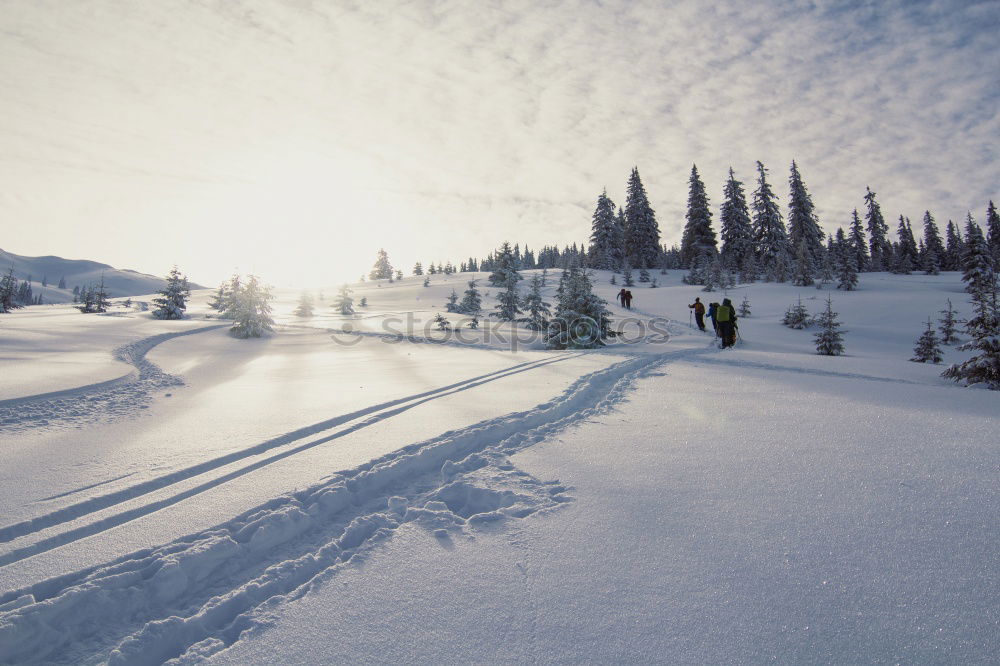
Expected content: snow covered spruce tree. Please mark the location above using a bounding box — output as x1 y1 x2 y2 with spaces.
792 239 815 287
751 161 791 281
520 274 551 331
293 291 314 317
787 161 824 273
433 313 451 331
739 294 751 317
680 164 717 271
622 262 635 286
939 299 960 344
226 274 274 338
720 167 754 277
488 242 522 287
944 220 965 271
333 284 355 315
151 266 190 320
892 216 919 274
588 189 623 270
207 283 227 312
76 276 111 314
445 289 459 312
922 211 945 275
369 249 393 281
987 200 1000 264
458 280 482 318
493 274 522 322
941 277 1000 388
545 266 611 349
623 167 661 271
864 186 892 271
911 319 943 363
782 297 811 329
835 227 859 290
848 209 869 272
0 268 22 313
959 213 994 297
413 261 423 276
814 296 846 355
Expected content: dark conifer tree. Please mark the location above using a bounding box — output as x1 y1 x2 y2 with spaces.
864 187 892 271
458 280 482 317
944 220 964 271
786 161 825 268
911 319 943 363
58 276 67 290
489 242 522 287
751 161 790 278
520 274 550 331
942 240 999 388
0 268 21 313
493 274 522 322
333 284 355 316
719 167 754 273
814 296 846 355
680 164 716 268
151 266 191 320
623 167 661 270
960 213 994 298
922 211 945 275
588 190 622 269
545 267 611 349
938 298 960 345
848 209 869 272
986 200 1000 263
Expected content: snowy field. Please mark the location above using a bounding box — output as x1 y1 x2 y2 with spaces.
0 270 997 664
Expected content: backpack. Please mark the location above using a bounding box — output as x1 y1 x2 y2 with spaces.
716 305 731 322
694 302 705 314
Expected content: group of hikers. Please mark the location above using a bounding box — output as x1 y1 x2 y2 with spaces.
689 297 738 348
616 289 634 309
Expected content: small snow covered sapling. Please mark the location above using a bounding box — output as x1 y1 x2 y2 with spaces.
433 313 451 331
911 318 943 363
359 297 368 307
738 294 751 317
468 314 479 329
445 289 459 312
813 295 846 356
333 285 354 315
423 277 430 287
938 298 959 344
293 291 314 317
782 297 810 329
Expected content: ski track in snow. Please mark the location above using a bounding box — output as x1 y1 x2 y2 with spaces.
0 344 712 665
0 325 227 433
0 354 580 561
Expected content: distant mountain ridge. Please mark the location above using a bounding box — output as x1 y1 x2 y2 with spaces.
0 248 205 302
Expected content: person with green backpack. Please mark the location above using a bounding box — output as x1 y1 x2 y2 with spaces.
715 297 738 348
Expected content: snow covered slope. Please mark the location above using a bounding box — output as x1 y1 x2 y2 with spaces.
0 269 996 664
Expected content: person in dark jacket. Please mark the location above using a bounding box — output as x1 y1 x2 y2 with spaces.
624 290 633 309
617 288 627 307
688 297 706 331
716 297 738 347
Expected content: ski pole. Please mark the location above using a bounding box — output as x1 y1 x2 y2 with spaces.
689 310 692 329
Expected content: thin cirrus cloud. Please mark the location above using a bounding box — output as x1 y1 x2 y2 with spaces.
0 0 996 286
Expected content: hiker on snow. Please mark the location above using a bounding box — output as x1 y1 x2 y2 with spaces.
624 290 633 309
707 302 720 337
617 288 628 307
716 297 738 348
688 297 706 331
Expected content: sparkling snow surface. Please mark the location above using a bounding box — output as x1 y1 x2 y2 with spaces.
0 271 996 664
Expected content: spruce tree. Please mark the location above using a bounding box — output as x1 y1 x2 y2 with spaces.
489 242 522 287
738 294 751 317
782 297 811 329
922 211 945 275
92 275 111 313
864 187 892 271
458 280 482 316
719 167 754 274
893 216 919 273
207 283 227 312
227 274 274 338
413 261 423 276
623 167 661 270
57 276 66 290
939 298 960 344
588 189 623 270
545 267 611 349
622 262 635 287
792 239 814 287
293 291 315 317
423 277 430 287
493 274 522 321
960 213 994 298
0 268 22 313
359 297 368 307
751 161 791 278
942 260 999 389
520 274 551 331
848 209 869 272
333 284 355 315
814 296 846 355
911 318 943 363
987 200 1000 264
945 220 964 271
445 289 459 312
836 226 859 291
369 249 393 280
151 266 191 320
433 313 451 331
787 161 825 267
680 164 716 268
638 260 651 283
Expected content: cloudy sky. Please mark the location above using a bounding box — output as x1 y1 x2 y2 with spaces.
1 0 997 287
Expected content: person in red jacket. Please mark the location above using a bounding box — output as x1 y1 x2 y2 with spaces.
688 297 706 331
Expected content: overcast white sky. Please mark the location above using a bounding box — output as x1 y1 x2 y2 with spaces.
1 0 997 287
